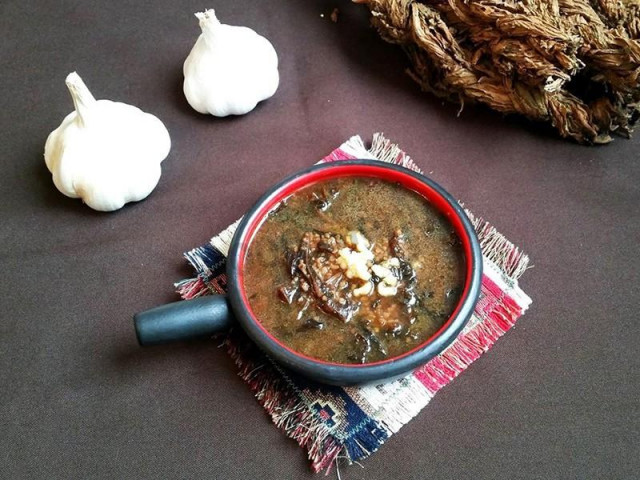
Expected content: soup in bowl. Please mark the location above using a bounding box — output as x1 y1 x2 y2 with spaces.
135 160 482 385
243 175 466 364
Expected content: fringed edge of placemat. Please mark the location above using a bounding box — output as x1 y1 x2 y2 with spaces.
174 134 531 473
223 331 345 472
224 327 396 473
466 210 530 282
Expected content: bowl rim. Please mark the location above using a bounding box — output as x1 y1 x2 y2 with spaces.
226 160 482 385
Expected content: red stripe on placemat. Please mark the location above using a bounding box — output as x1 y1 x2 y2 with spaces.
481 273 523 316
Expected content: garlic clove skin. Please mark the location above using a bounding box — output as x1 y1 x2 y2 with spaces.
183 9 279 117
44 72 171 212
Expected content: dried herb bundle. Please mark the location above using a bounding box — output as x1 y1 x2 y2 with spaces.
355 0 640 143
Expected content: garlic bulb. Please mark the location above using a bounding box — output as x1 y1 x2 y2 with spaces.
44 72 171 212
183 9 279 116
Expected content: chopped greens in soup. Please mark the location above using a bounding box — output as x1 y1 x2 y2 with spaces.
243 176 465 364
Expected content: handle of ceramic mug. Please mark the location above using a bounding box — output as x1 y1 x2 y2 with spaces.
134 296 233 346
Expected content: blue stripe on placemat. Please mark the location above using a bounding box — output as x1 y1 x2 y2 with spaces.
184 243 227 280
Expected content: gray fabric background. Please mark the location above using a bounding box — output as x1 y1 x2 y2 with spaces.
1 1 638 478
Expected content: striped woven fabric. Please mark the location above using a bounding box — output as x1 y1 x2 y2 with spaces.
175 134 532 472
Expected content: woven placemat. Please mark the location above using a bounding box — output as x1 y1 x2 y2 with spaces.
175 133 532 472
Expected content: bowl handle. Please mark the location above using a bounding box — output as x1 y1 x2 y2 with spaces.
134 296 233 346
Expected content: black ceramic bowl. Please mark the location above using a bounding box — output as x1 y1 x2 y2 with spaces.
134 160 482 385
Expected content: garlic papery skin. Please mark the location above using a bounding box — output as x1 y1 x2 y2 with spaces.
44 72 171 212
183 9 279 116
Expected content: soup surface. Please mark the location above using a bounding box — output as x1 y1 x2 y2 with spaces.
243 176 465 364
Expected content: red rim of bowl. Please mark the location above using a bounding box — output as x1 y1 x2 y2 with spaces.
228 161 481 379
227 160 482 385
